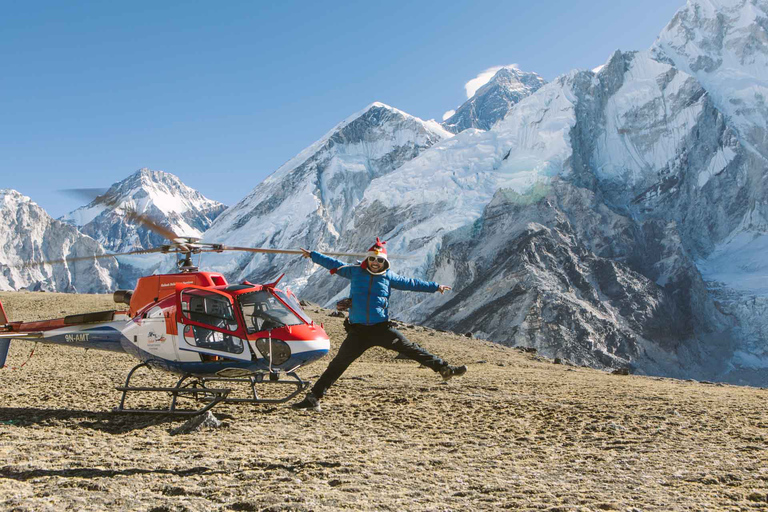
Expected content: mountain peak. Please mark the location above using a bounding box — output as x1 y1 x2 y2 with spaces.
480 66 545 94
123 168 184 189
63 169 226 253
345 102 419 127
364 101 396 112
652 0 768 155
0 189 24 200
443 66 546 133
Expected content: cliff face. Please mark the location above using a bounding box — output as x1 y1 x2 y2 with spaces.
0 190 117 293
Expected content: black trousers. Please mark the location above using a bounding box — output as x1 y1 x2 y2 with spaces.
310 321 446 399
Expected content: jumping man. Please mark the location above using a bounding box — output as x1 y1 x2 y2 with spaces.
292 237 467 411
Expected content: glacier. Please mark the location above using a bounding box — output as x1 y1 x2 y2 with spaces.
0 190 117 293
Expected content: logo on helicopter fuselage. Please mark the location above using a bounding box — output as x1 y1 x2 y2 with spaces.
147 331 167 345
65 333 90 343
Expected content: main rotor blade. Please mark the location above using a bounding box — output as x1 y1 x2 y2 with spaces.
15 247 168 269
206 246 393 259
121 210 182 243
62 187 182 242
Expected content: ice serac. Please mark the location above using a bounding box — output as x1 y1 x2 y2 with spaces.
63 168 226 287
443 67 546 133
202 102 450 287
0 189 117 293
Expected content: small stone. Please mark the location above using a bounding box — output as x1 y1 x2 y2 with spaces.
553 358 562 364
464 332 473 338
612 368 630 375
170 411 221 435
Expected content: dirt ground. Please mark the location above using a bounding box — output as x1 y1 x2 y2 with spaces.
0 290 766 511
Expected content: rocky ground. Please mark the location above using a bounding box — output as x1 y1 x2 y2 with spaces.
0 291 766 511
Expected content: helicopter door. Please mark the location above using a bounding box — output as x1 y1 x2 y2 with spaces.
176 287 252 361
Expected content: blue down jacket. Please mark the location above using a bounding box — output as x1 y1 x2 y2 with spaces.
311 251 439 325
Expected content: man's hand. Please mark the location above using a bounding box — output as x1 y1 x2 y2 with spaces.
300 248 311 259
438 285 452 294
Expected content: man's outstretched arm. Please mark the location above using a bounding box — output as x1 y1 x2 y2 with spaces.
301 248 355 278
389 273 451 294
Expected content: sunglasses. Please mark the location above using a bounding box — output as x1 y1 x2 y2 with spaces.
367 256 386 264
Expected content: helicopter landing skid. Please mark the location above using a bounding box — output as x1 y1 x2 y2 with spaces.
113 362 309 415
195 371 309 406
114 362 231 416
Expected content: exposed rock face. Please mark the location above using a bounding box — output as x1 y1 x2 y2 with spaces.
202 103 450 287
442 67 546 133
414 183 732 378
0 190 116 293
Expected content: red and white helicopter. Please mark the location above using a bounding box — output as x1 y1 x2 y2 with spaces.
0 197 365 415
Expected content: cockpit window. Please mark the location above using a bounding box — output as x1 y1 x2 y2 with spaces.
179 288 244 354
238 290 305 334
272 289 312 325
180 289 239 332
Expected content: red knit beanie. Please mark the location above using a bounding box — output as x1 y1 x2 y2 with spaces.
367 237 388 261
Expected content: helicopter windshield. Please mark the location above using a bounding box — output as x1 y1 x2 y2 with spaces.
238 290 307 334
271 289 312 324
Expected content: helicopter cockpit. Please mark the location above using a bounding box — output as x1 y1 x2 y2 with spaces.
180 289 245 354
237 289 311 334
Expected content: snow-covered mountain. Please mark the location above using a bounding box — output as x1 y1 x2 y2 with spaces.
0 190 117 293
652 0 768 157
442 67 546 133
647 0 768 384
202 102 450 286
63 168 226 286
12 0 766 384
292 0 768 384
64 168 226 252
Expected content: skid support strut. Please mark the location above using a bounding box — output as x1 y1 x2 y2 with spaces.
113 363 309 415
114 362 230 415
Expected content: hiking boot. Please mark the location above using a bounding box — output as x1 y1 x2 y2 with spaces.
439 364 468 382
291 394 321 411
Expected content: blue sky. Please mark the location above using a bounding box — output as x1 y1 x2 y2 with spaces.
1 0 684 218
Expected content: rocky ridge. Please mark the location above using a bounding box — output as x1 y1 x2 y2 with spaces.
0 190 117 293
